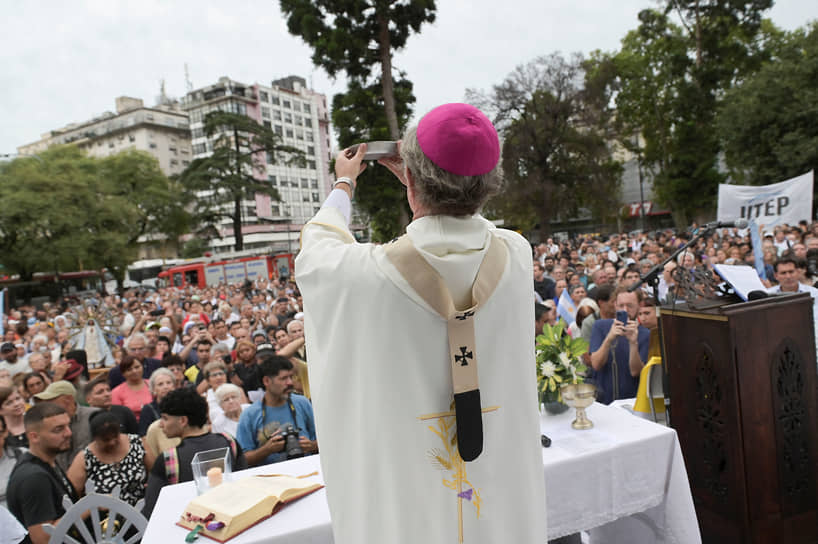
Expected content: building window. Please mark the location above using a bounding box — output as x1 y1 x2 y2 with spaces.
181 148 189 154
109 142 115 148
312 192 319 202
296 129 304 140
303 194 310 202
193 143 206 154
263 120 271 129
169 146 177 154
182 160 190 166
308 160 316 170
170 159 179 166
283 100 291 108
269 175 277 186
284 113 292 123
260 91 269 102
271 95 280 105
303 104 311 114
300 178 309 188
274 110 281 121
293 102 301 111
307 145 315 155
310 179 318 189
148 142 157 149
129 135 136 142
274 125 282 136
294 115 302 126
286 129 293 138
306 130 313 141
261 107 270 119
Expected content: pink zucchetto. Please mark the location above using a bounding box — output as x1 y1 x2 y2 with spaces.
416 103 500 177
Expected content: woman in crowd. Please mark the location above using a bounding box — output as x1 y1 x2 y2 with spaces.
111 355 152 423
0 387 27 448
200 361 230 419
21 372 46 402
210 383 249 438
138 367 176 436
67 411 153 506
0 415 26 508
568 284 587 308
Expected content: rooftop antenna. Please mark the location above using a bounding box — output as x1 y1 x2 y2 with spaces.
159 78 168 104
184 63 193 93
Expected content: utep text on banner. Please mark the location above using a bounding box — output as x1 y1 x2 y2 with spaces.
717 171 814 229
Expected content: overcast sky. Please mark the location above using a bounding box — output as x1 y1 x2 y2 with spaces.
1 0 816 154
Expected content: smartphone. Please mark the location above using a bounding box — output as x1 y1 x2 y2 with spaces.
345 141 398 160
149 308 164 317
616 310 629 324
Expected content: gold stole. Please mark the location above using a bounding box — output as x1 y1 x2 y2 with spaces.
384 233 508 461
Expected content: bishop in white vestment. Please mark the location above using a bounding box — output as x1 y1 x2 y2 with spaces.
296 103 546 544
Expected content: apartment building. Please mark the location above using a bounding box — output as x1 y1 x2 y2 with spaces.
182 75 333 254
17 96 191 177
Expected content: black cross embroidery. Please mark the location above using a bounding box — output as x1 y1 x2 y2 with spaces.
455 311 475 321
455 346 473 366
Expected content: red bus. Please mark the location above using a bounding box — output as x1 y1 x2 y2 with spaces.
158 254 295 289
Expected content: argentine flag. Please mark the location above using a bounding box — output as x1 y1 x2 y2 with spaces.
557 289 577 325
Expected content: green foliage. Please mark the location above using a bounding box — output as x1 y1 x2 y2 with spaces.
717 22 818 185
612 2 773 226
178 111 303 251
0 147 184 283
331 77 416 241
474 53 623 237
280 0 436 80
181 238 209 259
535 321 588 403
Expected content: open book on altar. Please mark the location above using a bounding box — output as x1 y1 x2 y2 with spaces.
177 475 323 542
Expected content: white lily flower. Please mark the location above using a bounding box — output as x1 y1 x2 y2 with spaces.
540 361 557 378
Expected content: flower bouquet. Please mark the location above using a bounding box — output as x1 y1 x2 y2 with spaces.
536 321 589 414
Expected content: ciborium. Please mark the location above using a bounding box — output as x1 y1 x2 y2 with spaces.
560 383 596 430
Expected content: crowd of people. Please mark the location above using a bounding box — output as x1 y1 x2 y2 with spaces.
0 219 814 542
534 221 818 405
0 277 317 542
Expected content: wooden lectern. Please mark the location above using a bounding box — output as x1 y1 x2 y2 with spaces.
661 293 818 544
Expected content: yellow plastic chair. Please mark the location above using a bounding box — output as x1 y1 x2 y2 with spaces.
633 356 666 424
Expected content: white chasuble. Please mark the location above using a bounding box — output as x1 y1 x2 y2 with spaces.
296 205 546 544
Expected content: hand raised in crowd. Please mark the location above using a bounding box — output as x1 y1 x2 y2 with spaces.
623 320 639 344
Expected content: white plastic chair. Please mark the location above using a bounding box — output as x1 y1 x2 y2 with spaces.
43 481 148 544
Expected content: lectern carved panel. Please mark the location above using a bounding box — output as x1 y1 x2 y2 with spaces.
694 344 729 500
771 338 815 514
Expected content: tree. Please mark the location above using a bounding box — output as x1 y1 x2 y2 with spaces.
469 53 623 238
0 147 184 285
93 150 190 287
178 111 303 251
612 2 773 226
280 0 435 140
331 77 416 241
717 22 818 185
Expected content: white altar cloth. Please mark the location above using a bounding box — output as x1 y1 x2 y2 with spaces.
143 403 700 543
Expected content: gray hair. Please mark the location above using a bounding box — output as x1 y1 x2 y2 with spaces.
126 333 147 349
148 367 175 393
215 383 243 404
211 343 230 357
400 126 503 216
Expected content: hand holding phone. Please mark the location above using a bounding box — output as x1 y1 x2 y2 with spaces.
616 310 629 324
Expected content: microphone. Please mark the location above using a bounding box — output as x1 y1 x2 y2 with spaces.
704 219 749 230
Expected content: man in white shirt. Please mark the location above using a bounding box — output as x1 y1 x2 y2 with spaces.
767 256 818 346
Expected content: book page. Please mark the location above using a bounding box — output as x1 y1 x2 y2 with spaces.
713 264 766 301
189 476 319 517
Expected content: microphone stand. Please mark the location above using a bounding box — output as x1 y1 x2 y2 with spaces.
629 225 718 427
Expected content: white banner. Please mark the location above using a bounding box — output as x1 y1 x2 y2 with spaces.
717 171 813 228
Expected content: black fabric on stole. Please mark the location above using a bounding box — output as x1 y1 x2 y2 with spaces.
454 389 483 462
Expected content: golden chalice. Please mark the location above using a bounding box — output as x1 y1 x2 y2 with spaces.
560 383 597 430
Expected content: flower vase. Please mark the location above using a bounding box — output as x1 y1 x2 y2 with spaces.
541 392 570 415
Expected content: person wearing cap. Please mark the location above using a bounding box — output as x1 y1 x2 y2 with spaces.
296 103 546 543
0 342 31 379
33 381 98 473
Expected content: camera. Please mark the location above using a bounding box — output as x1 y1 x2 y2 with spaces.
279 423 304 459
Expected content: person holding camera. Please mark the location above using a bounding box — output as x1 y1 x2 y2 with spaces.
588 286 650 405
235 355 316 467
296 103 546 543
